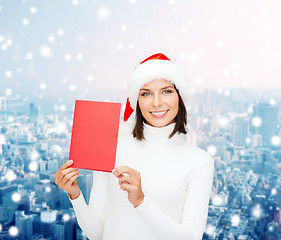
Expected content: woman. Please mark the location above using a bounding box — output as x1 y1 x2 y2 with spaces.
54 53 214 240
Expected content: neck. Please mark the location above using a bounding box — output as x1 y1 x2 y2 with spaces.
143 122 183 142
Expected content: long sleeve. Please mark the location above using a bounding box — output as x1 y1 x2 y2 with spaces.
68 171 109 240
134 153 214 240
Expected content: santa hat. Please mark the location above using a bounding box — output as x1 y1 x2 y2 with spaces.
123 53 189 122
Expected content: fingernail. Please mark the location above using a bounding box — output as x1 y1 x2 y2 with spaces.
69 160 73 164
112 169 116 173
75 169 80 173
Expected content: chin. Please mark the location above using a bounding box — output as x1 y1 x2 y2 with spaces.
146 119 174 128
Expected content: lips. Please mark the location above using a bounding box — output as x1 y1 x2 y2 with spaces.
150 110 168 118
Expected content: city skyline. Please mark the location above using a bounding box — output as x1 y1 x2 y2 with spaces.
0 87 281 239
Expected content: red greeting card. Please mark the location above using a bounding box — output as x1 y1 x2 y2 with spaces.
69 100 121 172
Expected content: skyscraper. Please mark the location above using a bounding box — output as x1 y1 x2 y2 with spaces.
0 184 19 227
232 116 249 147
29 103 39 122
250 102 278 147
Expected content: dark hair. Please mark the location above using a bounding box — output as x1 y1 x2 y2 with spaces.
132 86 187 141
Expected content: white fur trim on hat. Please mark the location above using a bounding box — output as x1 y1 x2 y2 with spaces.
128 59 189 110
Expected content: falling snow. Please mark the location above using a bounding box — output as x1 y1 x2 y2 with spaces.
9 226 19 237
98 7 110 21
69 84 76 91
29 161 38 171
5 88 12 96
207 145 217 156
63 214 70 221
0 135 6 144
30 6 37 14
251 117 262 127
12 192 21 202
6 170 17 181
48 35 55 43
39 45 53 58
22 18 29 25
57 29 64 36
5 70 12 78
65 54 71 61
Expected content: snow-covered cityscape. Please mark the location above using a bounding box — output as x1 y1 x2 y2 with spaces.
0 88 281 239
1 0 281 239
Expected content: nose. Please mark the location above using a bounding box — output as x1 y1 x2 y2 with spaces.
152 93 163 107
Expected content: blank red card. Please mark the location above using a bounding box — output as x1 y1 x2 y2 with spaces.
69 100 121 172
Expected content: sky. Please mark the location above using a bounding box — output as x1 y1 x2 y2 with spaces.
1 0 281 113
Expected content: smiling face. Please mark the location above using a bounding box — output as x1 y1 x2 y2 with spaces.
138 79 179 127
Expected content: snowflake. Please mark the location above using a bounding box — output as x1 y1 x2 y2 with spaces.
251 117 262 127
87 75 93 82
39 45 53 58
25 52 33 60
0 135 6 144
5 70 12 78
72 0 79 6
121 25 127 31
207 145 217 156
128 43 134 49
212 194 223 206
40 83 47 90
205 223 215 235
29 161 38 171
30 6 37 14
5 88 12 96
231 214 240 227
60 105 66 111
12 192 21 202
271 136 280 146
48 35 55 43
76 53 83 60
45 186 51 193
22 18 29 25
69 84 76 91
98 7 110 21
65 54 71 61
116 43 123 50
6 170 17 181
9 226 19 237
57 29 64 36
63 214 70 221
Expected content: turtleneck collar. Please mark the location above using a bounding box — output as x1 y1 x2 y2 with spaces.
143 122 184 142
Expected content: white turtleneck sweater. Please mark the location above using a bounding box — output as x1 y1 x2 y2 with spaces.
69 122 214 240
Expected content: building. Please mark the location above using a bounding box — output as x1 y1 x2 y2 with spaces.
250 102 278 147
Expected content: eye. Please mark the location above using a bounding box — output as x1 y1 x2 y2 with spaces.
141 92 151 97
163 90 173 94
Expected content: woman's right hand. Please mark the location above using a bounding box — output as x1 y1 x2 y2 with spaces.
54 159 81 199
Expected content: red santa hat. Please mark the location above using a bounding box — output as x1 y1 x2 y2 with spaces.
123 53 189 121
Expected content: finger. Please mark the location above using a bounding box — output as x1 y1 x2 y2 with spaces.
118 175 136 186
59 170 79 188
113 166 140 178
120 183 137 193
58 160 74 173
55 167 78 184
65 172 80 189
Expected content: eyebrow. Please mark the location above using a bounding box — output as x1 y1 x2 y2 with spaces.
140 86 175 91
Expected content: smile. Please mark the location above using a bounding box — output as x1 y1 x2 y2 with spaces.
150 110 168 118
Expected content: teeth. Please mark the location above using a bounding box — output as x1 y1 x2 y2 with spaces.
151 110 167 116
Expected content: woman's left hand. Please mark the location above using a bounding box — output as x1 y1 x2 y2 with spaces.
112 166 144 208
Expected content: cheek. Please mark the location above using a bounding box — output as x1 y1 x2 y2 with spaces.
169 95 179 109
138 98 149 113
